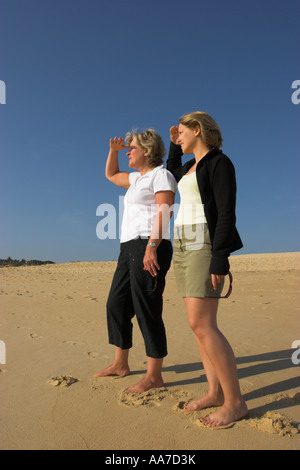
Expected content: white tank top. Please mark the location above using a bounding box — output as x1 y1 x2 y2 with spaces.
175 171 207 226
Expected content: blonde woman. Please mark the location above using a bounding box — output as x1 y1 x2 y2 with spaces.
95 129 177 394
167 112 247 427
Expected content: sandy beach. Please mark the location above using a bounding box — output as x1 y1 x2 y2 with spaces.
1 252 299 450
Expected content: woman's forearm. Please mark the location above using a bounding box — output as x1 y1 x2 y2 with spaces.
143 191 175 277
149 204 173 245
105 138 130 188
105 148 120 180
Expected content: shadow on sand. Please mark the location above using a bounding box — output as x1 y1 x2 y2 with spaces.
163 349 300 414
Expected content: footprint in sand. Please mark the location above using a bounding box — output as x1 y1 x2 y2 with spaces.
120 387 190 408
119 387 168 407
174 401 188 411
87 351 99 359
247 411 300 436
17 326 43 340
84 294 98 302
29 333 43 339
62 340 86 346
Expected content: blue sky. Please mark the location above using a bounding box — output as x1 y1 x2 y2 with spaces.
1 0 299 262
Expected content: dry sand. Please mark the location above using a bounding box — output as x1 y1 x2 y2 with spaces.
0 252 299 450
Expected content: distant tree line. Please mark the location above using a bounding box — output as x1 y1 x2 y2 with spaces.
0 257 55 267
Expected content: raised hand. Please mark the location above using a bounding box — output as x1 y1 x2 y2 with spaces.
170 126 179 145
106 137 130 189
110 137 129 151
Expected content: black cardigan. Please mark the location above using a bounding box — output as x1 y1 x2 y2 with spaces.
167 142 243 275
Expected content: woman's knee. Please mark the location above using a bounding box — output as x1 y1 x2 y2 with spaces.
188 316 200 333
188 320 210 341
187 311 218 339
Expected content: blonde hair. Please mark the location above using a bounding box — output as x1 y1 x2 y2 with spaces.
125 128 165 167
179 111 223 148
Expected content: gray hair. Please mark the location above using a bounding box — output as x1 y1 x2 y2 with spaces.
125 128 166 167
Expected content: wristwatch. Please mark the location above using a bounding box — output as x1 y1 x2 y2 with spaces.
147 242 157 248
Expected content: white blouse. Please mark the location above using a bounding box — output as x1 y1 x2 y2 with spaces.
120 165 177 243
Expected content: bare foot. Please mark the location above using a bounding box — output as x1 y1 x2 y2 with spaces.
125 375 164 394
94 364 130 378
199 400 248 427
184 392 224 412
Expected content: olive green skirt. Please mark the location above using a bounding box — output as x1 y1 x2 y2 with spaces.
173 224 224 298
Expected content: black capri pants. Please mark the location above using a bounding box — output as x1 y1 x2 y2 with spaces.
106 237 173 359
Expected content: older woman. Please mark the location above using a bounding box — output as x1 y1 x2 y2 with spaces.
95 129 177 394
167 112 248 427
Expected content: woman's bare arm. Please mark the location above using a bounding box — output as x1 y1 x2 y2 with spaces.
105 137 130 188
